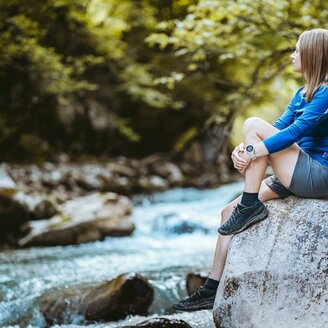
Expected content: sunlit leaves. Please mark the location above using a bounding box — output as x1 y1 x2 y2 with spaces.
111 115 141 142
121 64 185 109
148 0 328 113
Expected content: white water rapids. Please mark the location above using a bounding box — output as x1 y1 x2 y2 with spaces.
0 181 244 327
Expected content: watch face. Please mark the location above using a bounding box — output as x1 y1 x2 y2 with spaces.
246 145 254 152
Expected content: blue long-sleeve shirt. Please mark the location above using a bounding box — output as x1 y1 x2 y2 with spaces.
263 85 328 167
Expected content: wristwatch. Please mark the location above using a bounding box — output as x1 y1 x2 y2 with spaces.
245 144 257 160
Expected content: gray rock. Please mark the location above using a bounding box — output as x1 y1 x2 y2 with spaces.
192 173 219 189
138 176 168 191
109 162 136 178
213 196 328 328
179 162 197 176
18 192 134 247
39 274 153 325
150 162 184 185
149 176 169 189
84 273 154 322
32 199 58 219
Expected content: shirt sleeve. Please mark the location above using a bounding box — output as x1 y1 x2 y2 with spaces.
263 86 328 154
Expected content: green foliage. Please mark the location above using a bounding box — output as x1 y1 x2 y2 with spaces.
121 63 183 109
147 0 328 150
174 126 199 152
111 115 140 142
0 0 327 161
0 0 156 159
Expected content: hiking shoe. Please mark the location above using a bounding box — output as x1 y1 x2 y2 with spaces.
172 286 216 312
218 199 269 235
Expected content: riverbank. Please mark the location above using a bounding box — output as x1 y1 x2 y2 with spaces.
2 152 233 197
0 154 239 249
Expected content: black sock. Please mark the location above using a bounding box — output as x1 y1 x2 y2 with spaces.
241 191 258 206
204 278 219 290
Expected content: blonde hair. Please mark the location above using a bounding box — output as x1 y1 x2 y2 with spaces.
299 28 328 102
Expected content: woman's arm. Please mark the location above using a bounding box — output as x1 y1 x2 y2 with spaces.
234 91 300 166
240 89 301 161
262 87 328 155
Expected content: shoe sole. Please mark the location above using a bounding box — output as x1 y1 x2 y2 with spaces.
173 299 215 312
218 206 269 236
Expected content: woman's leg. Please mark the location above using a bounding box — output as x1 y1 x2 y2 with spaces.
208 181 280 280
212 117 301 278
173 117 301 311
218 117 301 235
243 117 300 191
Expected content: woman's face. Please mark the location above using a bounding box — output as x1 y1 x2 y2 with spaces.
291 41 302 73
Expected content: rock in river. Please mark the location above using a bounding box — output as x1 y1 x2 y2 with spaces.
18 192 134 247
84 273 154 322
39 273 154 325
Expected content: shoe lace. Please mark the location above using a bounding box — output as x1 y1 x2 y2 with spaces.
193 286 204 297
229 205 241 223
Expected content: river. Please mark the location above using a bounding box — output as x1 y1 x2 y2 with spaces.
0 181 243 328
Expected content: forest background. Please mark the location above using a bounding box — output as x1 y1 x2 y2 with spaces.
1 0 327 173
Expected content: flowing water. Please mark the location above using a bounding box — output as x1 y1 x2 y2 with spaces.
0 181 243 328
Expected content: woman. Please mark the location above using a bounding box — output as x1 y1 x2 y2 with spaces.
173 28 328 312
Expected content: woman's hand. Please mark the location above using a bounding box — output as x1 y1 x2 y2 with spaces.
231 143 250 174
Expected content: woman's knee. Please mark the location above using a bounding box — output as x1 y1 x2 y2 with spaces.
243 117 265 135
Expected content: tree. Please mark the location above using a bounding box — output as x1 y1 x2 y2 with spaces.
0 0 181 159
146 0 328 171
0 0 327 167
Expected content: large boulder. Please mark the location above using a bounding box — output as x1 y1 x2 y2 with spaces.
213 196 328 328
18 192 134 247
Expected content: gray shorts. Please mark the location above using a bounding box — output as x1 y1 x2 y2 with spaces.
264 149 328 199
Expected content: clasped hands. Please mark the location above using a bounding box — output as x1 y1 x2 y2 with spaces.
231 143 251 175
